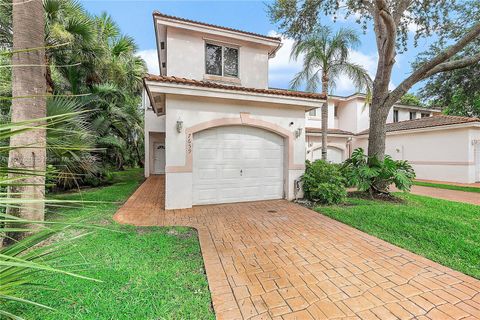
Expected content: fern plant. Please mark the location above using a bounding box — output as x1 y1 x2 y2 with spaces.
342 148 416 194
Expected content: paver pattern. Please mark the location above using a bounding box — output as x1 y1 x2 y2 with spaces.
114 176 480 319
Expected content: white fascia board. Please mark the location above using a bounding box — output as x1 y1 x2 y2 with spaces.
307 133 353 137
356 122 480 137
145 81 324 110
155 18 280 53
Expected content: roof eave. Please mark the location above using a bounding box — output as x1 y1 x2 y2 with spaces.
144 80 325 109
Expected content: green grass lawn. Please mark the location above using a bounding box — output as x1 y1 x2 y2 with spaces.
317 193 480 279
8 168 214 320
413 181 480 193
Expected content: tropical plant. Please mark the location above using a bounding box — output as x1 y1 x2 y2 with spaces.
0 0 147 190
46 97 99 189
302 160 347 204
269 0 480 163
289 26 372 161
1 115 100 319
342 148 416 195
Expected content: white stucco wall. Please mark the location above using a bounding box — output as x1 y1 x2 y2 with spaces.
353 127 480 183
164 94 307 209
144 89 166 177
166 28 270 89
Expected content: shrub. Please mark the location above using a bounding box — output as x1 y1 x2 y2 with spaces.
342 148 416 194
302 160 347 204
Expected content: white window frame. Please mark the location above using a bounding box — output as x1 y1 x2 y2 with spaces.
393 109 399 122
205 41 240 79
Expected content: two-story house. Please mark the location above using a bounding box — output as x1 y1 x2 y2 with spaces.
143 12 326 209
144 12 480 210
305 94 480 184
305 94 442 163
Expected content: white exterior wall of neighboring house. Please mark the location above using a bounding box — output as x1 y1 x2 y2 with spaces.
161 94 307 209
354 125 480 183
306 134 350 163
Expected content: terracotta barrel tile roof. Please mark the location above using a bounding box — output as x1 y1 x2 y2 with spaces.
144 75 327 100
357 115 480 135
306 128 354 135
153 11 281 42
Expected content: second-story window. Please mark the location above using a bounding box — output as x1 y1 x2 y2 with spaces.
393 110 399 122
205 43 238 77
334 105 338 117
421 113 429 118
410 111 416 120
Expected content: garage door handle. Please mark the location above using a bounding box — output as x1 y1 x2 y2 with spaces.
240 169 243 176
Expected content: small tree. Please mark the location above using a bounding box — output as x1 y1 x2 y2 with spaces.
289 26 372 160
269 0 480 163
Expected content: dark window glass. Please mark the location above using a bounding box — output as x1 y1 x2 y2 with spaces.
334 106 338 117
223 47 238 77
393 110 399 122
205 43 222 76
410 112 416 120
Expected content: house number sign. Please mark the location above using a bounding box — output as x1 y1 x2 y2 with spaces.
187 133 193 154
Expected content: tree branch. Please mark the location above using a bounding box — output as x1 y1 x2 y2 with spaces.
375 0 396 65
387 23 480 106
423 52 480 79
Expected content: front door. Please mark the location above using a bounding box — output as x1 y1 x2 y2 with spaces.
153 143 165 174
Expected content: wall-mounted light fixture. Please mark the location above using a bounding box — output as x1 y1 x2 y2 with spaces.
176 120 183 133
295 128 303 138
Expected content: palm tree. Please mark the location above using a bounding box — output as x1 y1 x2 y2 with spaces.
290 26 372 161
8 0 47 234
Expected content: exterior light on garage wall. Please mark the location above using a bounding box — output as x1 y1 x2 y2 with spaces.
295 128 303 138
176 120 183 133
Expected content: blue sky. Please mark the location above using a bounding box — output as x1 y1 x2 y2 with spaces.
80 0 430 96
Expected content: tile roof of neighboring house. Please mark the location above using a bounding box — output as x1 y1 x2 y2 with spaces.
153 11 281 42
306 128 354 135
144 75 327 100
357 115 480 135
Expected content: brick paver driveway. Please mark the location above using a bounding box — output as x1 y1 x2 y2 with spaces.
114 176 480 319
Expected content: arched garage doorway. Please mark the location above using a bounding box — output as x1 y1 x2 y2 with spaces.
192 125 285 205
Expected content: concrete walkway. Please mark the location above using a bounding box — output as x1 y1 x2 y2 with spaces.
409 186 480 206
114 176 480 319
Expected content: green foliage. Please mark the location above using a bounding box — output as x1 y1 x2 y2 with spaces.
268 0 474 52
318 194 480 279
289 26 372 95
342 148 416 193
1 116 100 319
0 0 147 189
6 169 214 320
399 93 422 107
302 160 346 204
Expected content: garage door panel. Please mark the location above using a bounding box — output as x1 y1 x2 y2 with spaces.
193 126 284 205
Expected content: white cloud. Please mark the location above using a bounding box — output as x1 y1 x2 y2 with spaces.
268 30 378 95
268 31 303 88
137 49 159 75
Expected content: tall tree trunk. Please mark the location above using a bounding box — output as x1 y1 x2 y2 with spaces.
321 74 329 161
6 0 47 241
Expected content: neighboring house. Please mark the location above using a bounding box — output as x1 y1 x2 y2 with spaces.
143 12 480 210
143 12 325 209
305 93 480 183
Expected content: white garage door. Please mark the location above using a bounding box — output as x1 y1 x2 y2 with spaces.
312 147 343 163
193 126 284 205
